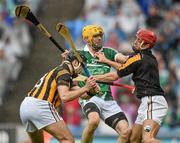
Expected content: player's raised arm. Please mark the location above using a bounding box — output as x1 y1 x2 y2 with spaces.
95 52 122 70
93 71 119 83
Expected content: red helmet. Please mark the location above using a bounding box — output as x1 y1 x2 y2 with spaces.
136 28 157 48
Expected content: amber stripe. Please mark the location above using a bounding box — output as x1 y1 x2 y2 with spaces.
38 70 55 100
119 54 141 70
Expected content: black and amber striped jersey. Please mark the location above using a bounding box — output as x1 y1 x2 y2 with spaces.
28 64 73 107
117 50 164 99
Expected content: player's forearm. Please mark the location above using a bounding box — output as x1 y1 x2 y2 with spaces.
115 53 129 63
60 87 89 103
104 59 122 70
93 72 119 82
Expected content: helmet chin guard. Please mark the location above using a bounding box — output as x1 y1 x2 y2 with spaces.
73 62 83 75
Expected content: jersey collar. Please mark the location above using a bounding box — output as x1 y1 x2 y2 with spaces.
84 45 103 57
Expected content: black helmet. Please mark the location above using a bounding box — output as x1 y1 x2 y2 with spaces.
66 50 86 64
63 50 85 78
65 50 76 62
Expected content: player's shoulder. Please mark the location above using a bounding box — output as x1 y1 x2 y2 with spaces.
77 46 88 54
102 47 118 60
128 53 142 62
102 47 118 54
55 65 70 76
77 46 84 51
77 46 92 61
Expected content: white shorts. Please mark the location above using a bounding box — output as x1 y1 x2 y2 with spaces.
82 96 123 120
135 96 168 125
20 97 63 132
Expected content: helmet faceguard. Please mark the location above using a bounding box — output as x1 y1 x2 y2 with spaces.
64 51 84 78
82 25 104 51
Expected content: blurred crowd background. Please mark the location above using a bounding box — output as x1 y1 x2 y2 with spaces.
0 0 43 104
0 0 180 142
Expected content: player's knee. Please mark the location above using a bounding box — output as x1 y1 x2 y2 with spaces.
120 128 131 140
88 116 100 131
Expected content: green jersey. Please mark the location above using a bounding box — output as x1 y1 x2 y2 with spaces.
78 45 118 105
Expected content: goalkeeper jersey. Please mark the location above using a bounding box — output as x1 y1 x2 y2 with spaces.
78 45 118 105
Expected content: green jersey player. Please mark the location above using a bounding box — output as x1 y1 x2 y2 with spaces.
79 25 131 143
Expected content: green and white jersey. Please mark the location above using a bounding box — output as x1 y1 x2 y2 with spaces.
78 45 118 106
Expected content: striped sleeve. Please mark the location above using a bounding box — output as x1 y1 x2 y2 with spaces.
56 69 71 86
117 54 141 77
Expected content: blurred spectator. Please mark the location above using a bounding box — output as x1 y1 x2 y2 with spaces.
0 0 40 105
104 0 121 16
163 68 180 128
154 0 173 10
136 0 154 16
13 19 32 57
154 32 172 69
62 99 83 135
146 4 164 29
0 41 8 105
155 50 180 128
65 10 90 48
116 0 145 37
104 31 120 49
109 22 133 53
89 9 115 34
155 51 169 88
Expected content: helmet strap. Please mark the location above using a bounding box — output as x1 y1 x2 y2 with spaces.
139 41 147 50
63 60 82 78
62 60 76 77
73 62 82 74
